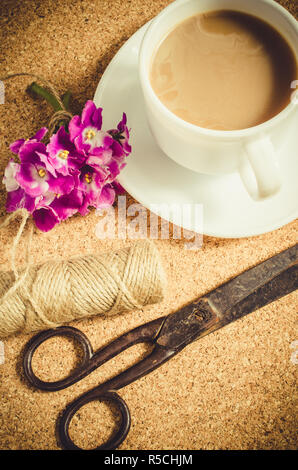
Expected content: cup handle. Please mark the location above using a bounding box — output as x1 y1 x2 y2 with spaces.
239 135 281 201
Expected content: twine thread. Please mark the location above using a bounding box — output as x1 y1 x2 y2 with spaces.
0 72 73 136
0 238 166 339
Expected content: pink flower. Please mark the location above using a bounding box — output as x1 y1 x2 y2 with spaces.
3 159 20 192
2 101 131 232
108 113 131 156
6 188 36 214
10 127 48 154
69 101 114 155
46 126 86 176
15 141 75 198
32 206 60 232
33 189 83 232
77 165 109 215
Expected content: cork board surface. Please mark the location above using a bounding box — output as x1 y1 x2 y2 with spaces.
0 0 297 451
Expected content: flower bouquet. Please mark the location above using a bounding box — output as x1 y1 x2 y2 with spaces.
2 84 131 232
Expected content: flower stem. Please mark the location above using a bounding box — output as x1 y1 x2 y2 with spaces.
27 82 64 111
27 82 72 113
62 90 72 111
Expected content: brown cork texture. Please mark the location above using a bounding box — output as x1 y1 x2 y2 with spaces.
0 0 297 450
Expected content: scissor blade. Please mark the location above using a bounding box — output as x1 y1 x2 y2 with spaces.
156 245 297 351
205 244 298 325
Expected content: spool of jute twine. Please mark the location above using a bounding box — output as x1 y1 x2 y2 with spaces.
0 210 167 339
0 75 167 339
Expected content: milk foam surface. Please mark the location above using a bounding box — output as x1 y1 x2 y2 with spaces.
150 10 297 130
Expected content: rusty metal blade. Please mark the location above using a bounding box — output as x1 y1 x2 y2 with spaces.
205 244 298 325
155 245 297 352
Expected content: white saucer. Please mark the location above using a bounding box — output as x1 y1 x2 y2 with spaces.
93 23 298 238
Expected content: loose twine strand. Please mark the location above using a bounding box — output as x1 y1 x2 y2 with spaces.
0 72 73 136
0 209 59 332
0 75 167 338
0 73 74 307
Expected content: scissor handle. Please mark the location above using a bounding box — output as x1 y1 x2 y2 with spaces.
23 326 94 391
23 318 168 449
58 389 131 450
23 318 165 391
57 341 177 450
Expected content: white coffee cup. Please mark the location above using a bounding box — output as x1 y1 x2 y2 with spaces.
139 0 298 201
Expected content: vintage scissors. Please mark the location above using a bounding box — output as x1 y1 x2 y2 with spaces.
23 244 298 450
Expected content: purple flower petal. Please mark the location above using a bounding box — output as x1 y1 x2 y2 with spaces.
86 148 113 170
48 173 75 196
110 140 126 160
117 113 127 132
47 127 86 175
10 139 26 154
77 165 108 215
109 113 131 155
81 100 97 126
32 127 48 141
73 128 113 155
79 183 115 215
19 141 48 164
107 159 121 180
3 159 20 192
68 115 82 142
6 187 36 213
35 191 56 208
36 152 57 177
9 127 48 155
69 101 114 156
15 162 49 197
118 113 131 154
50 189 83 221
97 184 115 208
78 165 107 194
91 106 103 129
33 206 60 232
17 141 57 180
78 198 90 216
111 179 126 195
